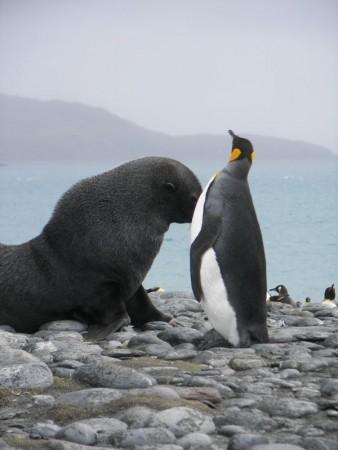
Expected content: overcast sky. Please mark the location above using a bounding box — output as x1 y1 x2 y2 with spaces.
0 0 337 152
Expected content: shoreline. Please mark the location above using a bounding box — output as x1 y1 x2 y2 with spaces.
0 291 337 449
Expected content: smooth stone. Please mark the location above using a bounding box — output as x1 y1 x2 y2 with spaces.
174 386 222 405
134 446 183 450
252 446 306 450
213 408 274 430
54 360 84 369
257 397 318 417
76 418 127 444
101 348 146 358
158 327 203 346
141 321 172 331
53 368 75 378
30 422 61 439
0 325 16 332
116 406 155 429
279 369 301 379
299 359 329 371
128 334 166 347
303 437 338 450
178 432 212 449
148 406 215 437
219 425 247 437
40 320 87 332
50 339 103 362
56 388 123 408
47 441 109 450
74 356 156 388
320 379 338 396
0 347 53 389
227 433 269 450
143 343 173 357
164 349 198 360
229 358 267 371
0 331 29 349
323 333 338 348
32 395 55 408
114 427 176 448
55 422 97 446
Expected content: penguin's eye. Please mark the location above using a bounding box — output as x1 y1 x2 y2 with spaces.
163 182 177 192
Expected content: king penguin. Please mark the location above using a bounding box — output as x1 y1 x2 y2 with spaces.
190 130 268 347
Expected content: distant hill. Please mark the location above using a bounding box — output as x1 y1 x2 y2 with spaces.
0 94 335 162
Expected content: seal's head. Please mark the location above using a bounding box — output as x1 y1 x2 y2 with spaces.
152 158 202 224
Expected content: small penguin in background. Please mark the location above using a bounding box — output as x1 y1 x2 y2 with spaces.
190 130 268 347
322 284 337 308
269 284 296 307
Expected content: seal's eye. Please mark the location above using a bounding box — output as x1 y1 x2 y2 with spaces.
163 182 177 192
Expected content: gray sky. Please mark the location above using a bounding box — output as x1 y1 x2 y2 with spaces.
0 0 337 152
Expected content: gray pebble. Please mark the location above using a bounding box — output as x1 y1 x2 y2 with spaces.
74 356 156 388
76 417 127 444
303 437 338 450
178 432 212 449
30 422 61 439
32 394 55 408
252 445 306 450
55 422 97 445
0 347 53 389
158 327 203 346
116 406 155 428
114 427 176 448
148 406 215 437
258 397 319 417
39 320 87 332
227 433 269 450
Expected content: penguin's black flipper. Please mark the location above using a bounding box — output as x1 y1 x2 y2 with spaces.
190 214 222 302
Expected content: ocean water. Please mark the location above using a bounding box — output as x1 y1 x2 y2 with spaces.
0 158 337 302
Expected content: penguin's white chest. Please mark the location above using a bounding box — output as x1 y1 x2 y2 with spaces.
191 178 240 346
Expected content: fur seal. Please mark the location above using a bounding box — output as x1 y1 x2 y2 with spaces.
0 157 201 335
190 130 268 347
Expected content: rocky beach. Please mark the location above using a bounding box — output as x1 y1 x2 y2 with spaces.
0 292 337 450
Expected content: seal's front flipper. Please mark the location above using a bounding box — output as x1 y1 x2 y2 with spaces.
86 314 131 340
127 285 172 327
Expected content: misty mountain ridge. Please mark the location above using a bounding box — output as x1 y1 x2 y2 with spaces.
0 94 335 162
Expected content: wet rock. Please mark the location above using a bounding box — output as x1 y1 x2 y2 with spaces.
32 394 55 408
0 331 29 349
227 433 269 450
323 333 338 348
55 422 97 445
56 388 123 408
229 357 267 371
74 356 156 388
114 427 176 448
320 379 338 396
303 437 338 450
148 406 215 437
178 432 212 449
158 327 204 346
116 406 155 428
0 347 53 388
30 421 61 439
219 425 247 437
40 320 87 332
76 417 127 444
252 445 306 450
257 397 319 418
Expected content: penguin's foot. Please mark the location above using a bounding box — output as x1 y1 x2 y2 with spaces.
86 314 131 341
196 328 233 350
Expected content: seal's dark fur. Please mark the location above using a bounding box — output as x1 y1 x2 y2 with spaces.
0 157 201 333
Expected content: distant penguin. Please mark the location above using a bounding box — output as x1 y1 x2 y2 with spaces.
322 284 337 308
190 130 268 347
269 285 296 306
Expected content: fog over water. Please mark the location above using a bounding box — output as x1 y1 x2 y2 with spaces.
0 0 337 153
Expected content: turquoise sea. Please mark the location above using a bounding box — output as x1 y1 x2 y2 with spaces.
0 158 337 302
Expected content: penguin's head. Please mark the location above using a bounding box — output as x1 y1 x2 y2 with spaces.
228 130 256 163
270 284 289 295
